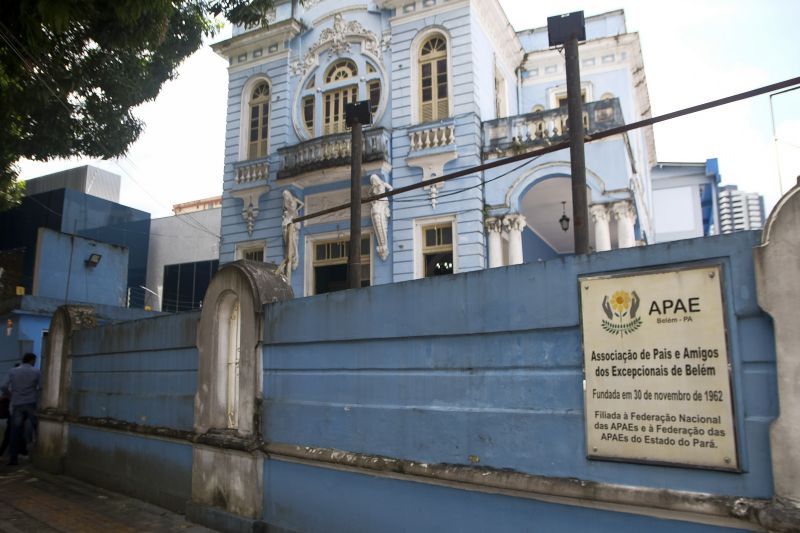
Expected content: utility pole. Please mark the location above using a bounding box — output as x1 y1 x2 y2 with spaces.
345 101 372 289
548 11 589 254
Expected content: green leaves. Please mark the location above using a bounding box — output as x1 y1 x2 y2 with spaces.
601 317 642 337
0 0 276 210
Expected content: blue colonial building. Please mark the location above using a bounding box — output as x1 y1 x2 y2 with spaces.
213 1 657 296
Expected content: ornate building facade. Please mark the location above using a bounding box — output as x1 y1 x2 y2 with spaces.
213 1 656 296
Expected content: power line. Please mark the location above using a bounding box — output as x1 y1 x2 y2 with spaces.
293 75 800 225
392 156 541 206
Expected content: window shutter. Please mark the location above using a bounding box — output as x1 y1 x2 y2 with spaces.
422 101 433 122
437 98 448 120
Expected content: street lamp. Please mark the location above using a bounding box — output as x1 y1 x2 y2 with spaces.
559 201 570 232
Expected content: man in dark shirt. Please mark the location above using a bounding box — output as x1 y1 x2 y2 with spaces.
2 353 41 465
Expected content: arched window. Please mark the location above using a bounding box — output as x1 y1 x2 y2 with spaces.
419 34 449 122
323 59 358 135
296 57 383 140
248 81 270 159
325 59 358 83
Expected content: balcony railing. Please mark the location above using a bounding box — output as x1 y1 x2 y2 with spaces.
232 158 269 184
408 120 456 152
482 98 624 158
278 127 391 179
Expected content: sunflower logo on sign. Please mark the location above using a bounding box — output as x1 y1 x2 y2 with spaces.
601 290 642 336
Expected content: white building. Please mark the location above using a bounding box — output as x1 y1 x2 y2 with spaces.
144 203 221 311
651 159 721 243
718 185 765 234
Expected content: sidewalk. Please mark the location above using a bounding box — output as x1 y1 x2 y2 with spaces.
0 458 216 533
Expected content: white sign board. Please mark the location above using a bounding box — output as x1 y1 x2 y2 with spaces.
580 265 738 470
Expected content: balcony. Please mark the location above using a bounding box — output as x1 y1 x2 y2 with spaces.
482 98 624 158
408 119 456 153
278 127 391 179
232 158 269 185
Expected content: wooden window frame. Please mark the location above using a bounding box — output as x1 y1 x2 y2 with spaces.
413 216 457 279
304 232 372 296
323 84 358 135
247 81 271 160
235 240 266 262
418 33 450 123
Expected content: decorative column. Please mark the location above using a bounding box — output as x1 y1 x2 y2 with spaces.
503 214 526 265
590 204 612 252
612 201 637 249
485 217 503 268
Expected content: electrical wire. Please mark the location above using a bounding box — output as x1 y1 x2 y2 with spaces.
294 75 800 224
391 156 542 207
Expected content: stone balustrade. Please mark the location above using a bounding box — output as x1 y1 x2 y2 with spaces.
408 123 456 152
278 127 390 179
233 159 269 184
482 98 624 158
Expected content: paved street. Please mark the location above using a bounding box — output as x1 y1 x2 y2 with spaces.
0 458 215 533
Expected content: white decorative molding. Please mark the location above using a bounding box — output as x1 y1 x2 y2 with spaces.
612 200 635 221
485 217 503 268
381 31 392 53
590 203 612 252
590 203 610 223
230 185 269 237
369 174 393 261
409 125 455 151
471 0 524 70
407 152 457 209
236 161 269 183
290 13 382 76
612 200 637 248
502 213 527 233
502 213 527 265
290 54 317 76
281 190 305 273
212 19 301 70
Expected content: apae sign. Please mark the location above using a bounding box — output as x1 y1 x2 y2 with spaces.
580 265 738 470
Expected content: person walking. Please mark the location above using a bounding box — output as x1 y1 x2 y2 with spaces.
2 353 40 466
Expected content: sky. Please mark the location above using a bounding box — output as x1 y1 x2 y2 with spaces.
17 0 800 219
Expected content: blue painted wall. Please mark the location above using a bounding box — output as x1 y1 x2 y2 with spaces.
61 189 151 302
522 226 560 262
0 311 48 368
0 188 150 306
260 231 775 532
58 310 199 512
53 230 776 530
34 228 129 307
66 424 193 513
69 311 200 431
263 458 751 533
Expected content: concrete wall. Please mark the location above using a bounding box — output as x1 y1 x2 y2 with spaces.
257 231 776 533
37 310 200 512
36 227 800 532
755 181 800 511
33 228 129 306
